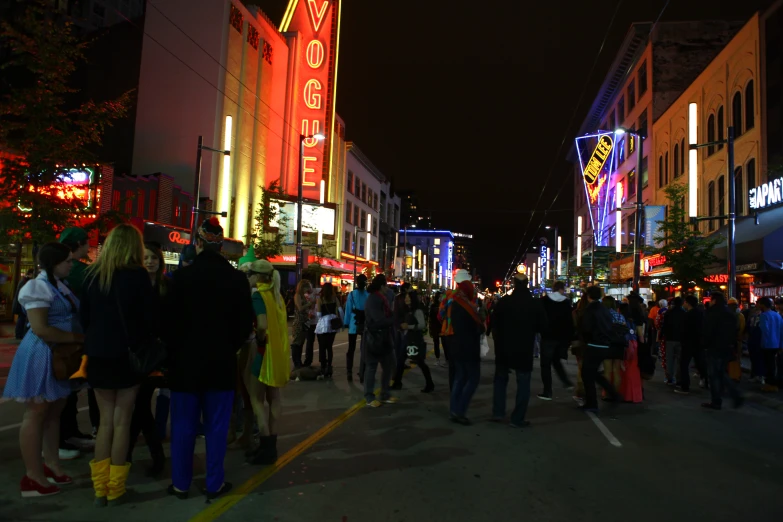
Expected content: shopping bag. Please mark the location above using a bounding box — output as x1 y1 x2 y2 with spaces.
480 335 490 358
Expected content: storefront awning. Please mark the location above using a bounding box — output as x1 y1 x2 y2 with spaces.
712 205 783 271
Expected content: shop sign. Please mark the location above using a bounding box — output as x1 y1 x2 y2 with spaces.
582 134 613 185
143 223 191 252
749 176 783 210
704 274 728 284
168 231 190 245
643 254 667 273
282 0 341 200
737 263 759 272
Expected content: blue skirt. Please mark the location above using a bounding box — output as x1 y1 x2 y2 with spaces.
3 332 72 403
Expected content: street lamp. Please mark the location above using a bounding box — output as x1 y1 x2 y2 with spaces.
353 224 366 287
190 122 232 243
296 132 326 284
687 102 738 298
615 126 645 293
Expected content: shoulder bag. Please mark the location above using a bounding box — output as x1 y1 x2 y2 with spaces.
116 291 167 377
365 327 393 357
47 283 83 380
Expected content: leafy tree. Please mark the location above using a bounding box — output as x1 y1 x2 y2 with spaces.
0 0 132 244
252 179 291 259
650 183 720 290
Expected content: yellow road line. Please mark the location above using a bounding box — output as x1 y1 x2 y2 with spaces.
190 352 433 521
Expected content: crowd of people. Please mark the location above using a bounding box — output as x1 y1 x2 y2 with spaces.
5 217 783 503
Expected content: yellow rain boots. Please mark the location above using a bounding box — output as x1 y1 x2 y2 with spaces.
107 462 131 506
89 458 110 507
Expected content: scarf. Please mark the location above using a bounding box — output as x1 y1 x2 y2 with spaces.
438 287 482 336
257 281 290 387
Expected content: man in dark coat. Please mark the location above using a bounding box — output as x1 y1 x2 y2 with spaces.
677 295 705 394
163 217 254 500
702 292 744 410
539 281 574 400
579 285 620 413
662 297 686 385
491 273 547 428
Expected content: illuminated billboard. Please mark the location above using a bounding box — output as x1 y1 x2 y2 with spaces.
269 199 335 245
18 167 96 212
574 131 618 247
281 0 342 200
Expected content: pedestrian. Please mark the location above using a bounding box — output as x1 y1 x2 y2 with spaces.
344 274 368 382
601 296 625 398
162 217 254 500
82 224 160 506
538 281 574 400
400 290 435 393
363 274 397 407
315 283 343 379
3 243 83 498
654 299 669 382
429 292 444 366
13 268 34 340
758 297 782 393
647 300 660 356
491 272 547 427
290 280 314 368
578 285 621 413
391 283 412 390
727 297 745 382
662 297 686 387
618 302 643 403
447 269 485 425
571 294 590 402
676 295 706 395
243 260 290 465
126 242 168 477
701 292 744 409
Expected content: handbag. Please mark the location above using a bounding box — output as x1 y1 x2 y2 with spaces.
50 343 83 380
366 327 393 357
116 292 167 377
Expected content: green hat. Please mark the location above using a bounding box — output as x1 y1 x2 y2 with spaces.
58 227 88 245
238 244 257 269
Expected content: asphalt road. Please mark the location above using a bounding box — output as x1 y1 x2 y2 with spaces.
0 332 781 522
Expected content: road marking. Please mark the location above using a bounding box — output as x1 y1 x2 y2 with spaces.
583 408 622 448
0 406 89 433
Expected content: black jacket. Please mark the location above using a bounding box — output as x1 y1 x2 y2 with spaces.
702 303 737 356
663 306 686 342
580 300 613 347
162 249 254 392
491 287 547 372
683 306 704 349
449 300 484 363
541 293 574 343
82 267 159 359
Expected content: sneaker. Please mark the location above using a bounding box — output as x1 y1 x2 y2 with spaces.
366 400 382 408
674 388 690 395
699 379 706 389
435 359 441 367
58 444 80 461
537 393 553 401
43 466 73 485
20 476 61 498
382 397 398 404
203 482 233 500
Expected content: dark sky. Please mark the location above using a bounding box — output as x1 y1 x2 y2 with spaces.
253 0 772 285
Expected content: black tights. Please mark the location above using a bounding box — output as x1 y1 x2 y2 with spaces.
318 332 337 369
128 379 165 465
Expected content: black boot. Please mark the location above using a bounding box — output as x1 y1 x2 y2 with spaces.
247 435 278 465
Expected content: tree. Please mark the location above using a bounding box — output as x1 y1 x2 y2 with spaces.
252 179 291 259
650 183 721 290
0 0 132 244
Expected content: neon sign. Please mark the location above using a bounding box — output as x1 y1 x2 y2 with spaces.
583 135 613 185
18 168 95 212
168 231 190 245
588 175 606 204
282 0 341 199
704 274 729 284
749 175 783 210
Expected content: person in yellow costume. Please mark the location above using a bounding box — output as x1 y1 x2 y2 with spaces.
242 259 290 465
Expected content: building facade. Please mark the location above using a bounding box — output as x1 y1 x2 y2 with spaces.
400 229 454 289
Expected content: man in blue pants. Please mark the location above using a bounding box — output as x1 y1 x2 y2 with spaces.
162 218 254 500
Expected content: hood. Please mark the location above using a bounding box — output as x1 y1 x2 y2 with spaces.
547 292 568 303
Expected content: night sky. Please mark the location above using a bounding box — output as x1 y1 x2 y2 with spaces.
252 0 772 286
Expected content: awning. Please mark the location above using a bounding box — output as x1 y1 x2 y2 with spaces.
712 205 783 271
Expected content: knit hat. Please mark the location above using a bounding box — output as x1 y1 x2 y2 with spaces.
727 297 739 305
198 217 224 246
454 269 471 284
58 227 88 245
238 244 257 269
249 259 274 275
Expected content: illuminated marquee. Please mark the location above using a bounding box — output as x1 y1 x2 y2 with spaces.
18 168 96 212
749 175 783 210
281 0 341 198
583 135 613 185
575 131 618 247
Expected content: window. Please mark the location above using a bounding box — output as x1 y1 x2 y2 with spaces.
626 213 635 243
174 199 181 226
735 166 744 215
658 155 664 189
628 169 636 197
361 183 366 203
373 217 378 236
112 190 121 211
346 201 352 224
434 247 440 255
708 181 716 231
344 231 352 253
673 143 680 178
732 92 743 135
137 190 145 217
617 96 625 121
642 156 648 187
707 114 716 156
627 80 636 111
718 175 726 228
638 108 648 137
125 190 133 215
361 210 366 230
717 106 725 150
664 152 669 186
745 80 755 131
680 138 686 174
347 171 353 194
747 159 756 191
638 61 648 95
353 206 359 226
373 193 378 211
372 242 377 261
359 236 365 257
149 189 157 221
629 134 636 155
434 238 441 245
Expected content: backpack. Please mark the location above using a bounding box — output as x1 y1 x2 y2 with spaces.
608 316 632 360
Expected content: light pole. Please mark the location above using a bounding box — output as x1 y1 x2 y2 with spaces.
190 131 231 243
615 127 645 293
353 224 367 286
296 132 325 284
687 103 737 298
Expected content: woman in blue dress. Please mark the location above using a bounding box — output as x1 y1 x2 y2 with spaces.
3 242 84 498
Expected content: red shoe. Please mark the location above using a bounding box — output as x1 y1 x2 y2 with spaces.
20 475 61 498
43 465 73 485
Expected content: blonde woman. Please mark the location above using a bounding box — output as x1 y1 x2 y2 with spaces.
82 224 159 506
243 260 290 465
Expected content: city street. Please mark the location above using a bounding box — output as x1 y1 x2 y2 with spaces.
1 331 781 522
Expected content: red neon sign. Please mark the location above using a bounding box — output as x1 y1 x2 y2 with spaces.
282 0 340 199
704 274 729 284
588 175 606 204
168 231 189 245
